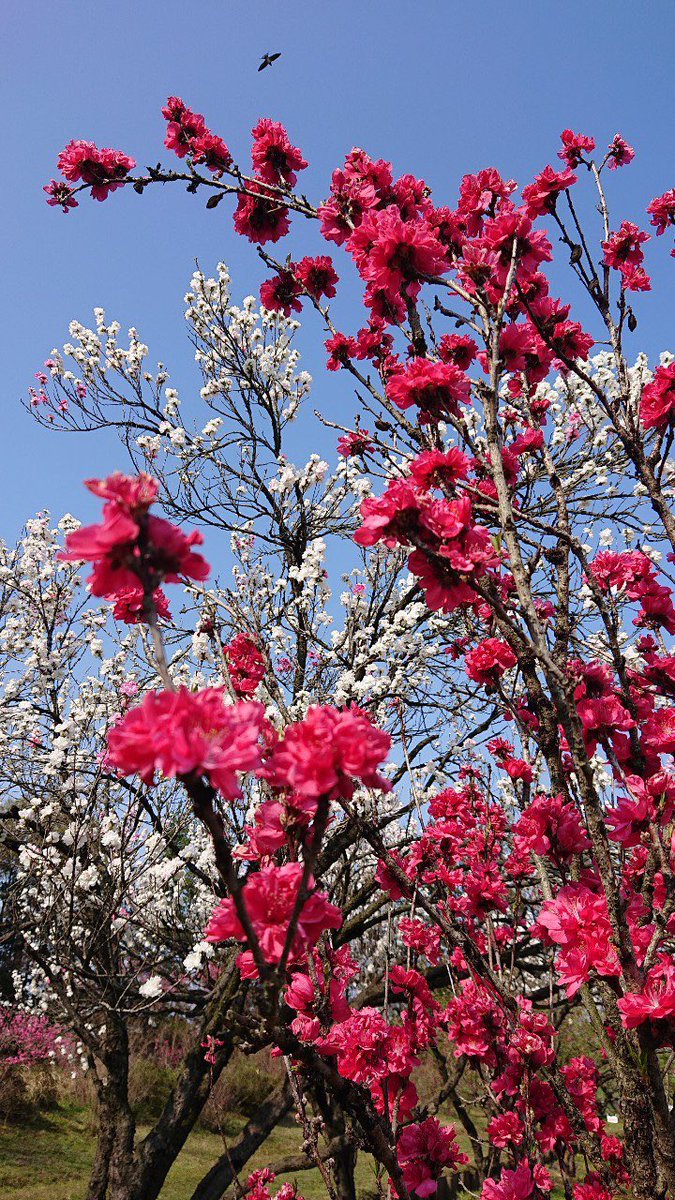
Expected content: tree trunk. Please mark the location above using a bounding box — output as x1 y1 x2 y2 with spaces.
83 1017 137 1200
84 1104 114 1200
127 1028 234 1200
330 1139 357 1200
189 1080 293 1200
124 961 245 1200
620 1082 669 1200
78 960 244 1200
318 1097 356 1200
107 1105 137 1200
100 1020 137 1200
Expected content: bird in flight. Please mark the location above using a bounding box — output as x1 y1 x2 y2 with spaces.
258 51 281 72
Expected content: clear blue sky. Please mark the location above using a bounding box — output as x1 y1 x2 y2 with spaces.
3 0 675 540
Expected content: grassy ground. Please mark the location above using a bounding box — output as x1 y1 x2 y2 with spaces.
0 1104 381 1200
0 1099 584 1199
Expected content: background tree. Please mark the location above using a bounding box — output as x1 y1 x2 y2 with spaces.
5 270 468 1200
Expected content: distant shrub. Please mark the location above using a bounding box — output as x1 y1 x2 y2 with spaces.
0 1008 64 1120
0 1008 61 1067
0 1065 30 1120
129 1056 178 1121
200 1050 281 1131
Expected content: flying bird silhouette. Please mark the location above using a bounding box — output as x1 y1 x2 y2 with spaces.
258 52 281 72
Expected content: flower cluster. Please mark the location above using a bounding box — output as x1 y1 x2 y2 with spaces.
223 633 266 696
60 472 209 620
162 95 232 175
602 220 651 292
206 861 342 975
355 470 499 614
640 361 675 431
264 704 391 799
52 139 136 202
106 688 267 797
260 255 339 316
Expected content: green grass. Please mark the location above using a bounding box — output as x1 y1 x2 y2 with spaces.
0 1105 381 1200
161 1114 380 1200
0 1101 579 1199
0 1105 95 1200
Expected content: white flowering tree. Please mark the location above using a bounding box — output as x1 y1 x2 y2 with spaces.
4 267 473 1200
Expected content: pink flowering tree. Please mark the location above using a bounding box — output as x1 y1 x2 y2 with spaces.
0 1009 61 1066
13 100 675 1200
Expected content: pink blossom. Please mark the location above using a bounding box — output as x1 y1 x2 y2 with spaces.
573 1178 614 1200
348 207 449 300
110 584 171 625
482 208 553 276
465 638 517 687
620 264 651 292
438 333 478 370
319 1007 418 1086
251 119 307 188
223 633 266 696
44 180 78 211
607 134 635 170
57 139 136 200
324 331 358 370
558 129 596 169
192 132 232 176
59 472 209 603
0 1010 64 1067
397 1118 468 1197
602 221 649 272
106 688 267 797
647 189 675 236
409 449 471 491
260 270 303 316
295 256 339 300
205 862 341 969
522 166 577 218
481 1160 553 1199
488 1111 524 1149
233 185 290 244
375 853 409 901
445 980 506 1066
618 955 675 1043
641 362 675 431
317 148 393 244
399 916 441 965
337 429 373 457
387 358 470 423
457 168 517 236
643 706 675 755
537 884 620 996
162 97 207 157
514 794 590 860
265 704 391 799
354 479 423 549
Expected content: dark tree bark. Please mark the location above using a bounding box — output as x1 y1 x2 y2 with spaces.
96 1019 137 1200
189 1080 293 1200
84 1106 115 1200
82 960 246 1200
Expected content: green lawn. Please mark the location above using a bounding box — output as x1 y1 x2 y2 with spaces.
0 1105 381 1200
0 1102 581 1199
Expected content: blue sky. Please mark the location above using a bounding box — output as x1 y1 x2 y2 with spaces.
2 0 675 540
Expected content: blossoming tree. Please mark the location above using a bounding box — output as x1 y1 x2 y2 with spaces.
7 100 675 1200
7 276 467 1200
